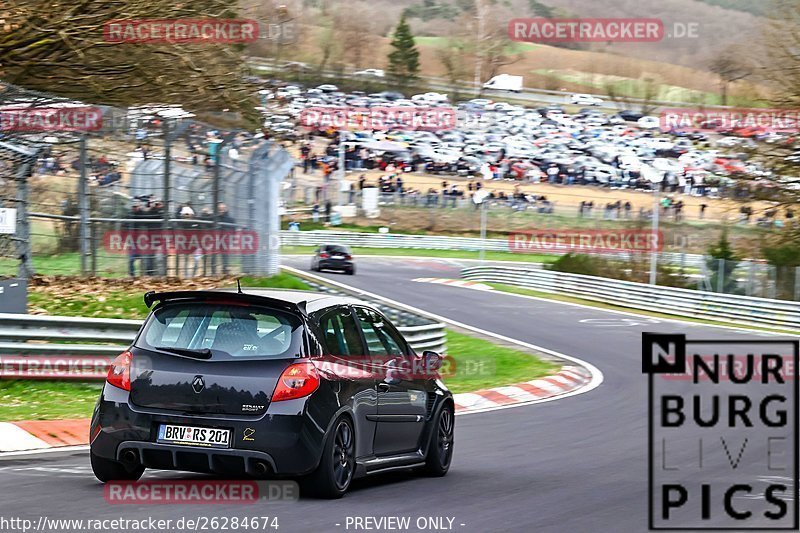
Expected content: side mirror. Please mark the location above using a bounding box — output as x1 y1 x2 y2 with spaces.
422 350 443 371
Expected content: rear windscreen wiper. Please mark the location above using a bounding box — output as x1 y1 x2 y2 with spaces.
155 347 213 360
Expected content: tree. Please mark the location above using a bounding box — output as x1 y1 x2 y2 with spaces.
335 4 378 69
387 16 420 82
763 242 800 300
0 0 260 125
315 13 341 72
528 0 554 18
481 25 523 81
463 0 522 92
706 230 740 294
708 47 751 106
437 38 470 101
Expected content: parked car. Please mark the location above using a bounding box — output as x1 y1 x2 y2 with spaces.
374 91 405 101
618 110 644 122
280 61 312 73
411 92 449 103
637 116 661 130
90 290 454 498
311 244 355 275
569 94 604 106
353 69 385 78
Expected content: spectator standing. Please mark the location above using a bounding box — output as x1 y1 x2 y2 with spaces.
300 143 311 173
547 164 559 184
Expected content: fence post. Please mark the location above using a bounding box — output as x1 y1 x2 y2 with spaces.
15 151 35 279
211 143 222 276
795 266 800 301
248 142 294 276
768 265 777 299
162 119 172 277
78 136 90 276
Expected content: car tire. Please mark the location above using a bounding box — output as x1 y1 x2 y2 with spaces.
90 451 145 482
304 416 356 499
421 404 454 477
346 266 355 275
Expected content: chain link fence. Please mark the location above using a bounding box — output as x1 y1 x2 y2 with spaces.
0 83 294 279
697 258 800 300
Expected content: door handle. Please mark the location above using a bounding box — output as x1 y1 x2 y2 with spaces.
377 383 390 392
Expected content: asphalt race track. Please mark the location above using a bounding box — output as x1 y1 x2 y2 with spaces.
0 256 792 533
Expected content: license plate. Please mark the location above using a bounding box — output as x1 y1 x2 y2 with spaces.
331 255 345 259
157 424 231 448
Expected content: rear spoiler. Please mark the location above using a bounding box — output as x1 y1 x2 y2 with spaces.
143 290 308 316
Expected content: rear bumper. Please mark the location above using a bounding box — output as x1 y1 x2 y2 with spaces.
318 259 353 271
116 441 277 476
90 385 326 476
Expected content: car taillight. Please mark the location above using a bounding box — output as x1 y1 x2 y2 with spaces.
107 351 132 391
319 252 329 258
272 362 320 402
345 254 353 260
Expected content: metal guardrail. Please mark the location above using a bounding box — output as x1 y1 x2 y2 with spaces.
280 230 706 268
0 290 447 380
461 265 800 332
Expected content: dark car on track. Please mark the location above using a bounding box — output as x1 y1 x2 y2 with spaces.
311 244 355 275
90 289 454 498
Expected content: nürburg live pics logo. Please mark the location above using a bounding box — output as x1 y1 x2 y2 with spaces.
643 333 799 530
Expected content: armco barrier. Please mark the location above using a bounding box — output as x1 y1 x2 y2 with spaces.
461 265 800 332
0 292 447 380
280 230 705 268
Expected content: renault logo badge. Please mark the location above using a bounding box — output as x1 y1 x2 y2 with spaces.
192 375 205 393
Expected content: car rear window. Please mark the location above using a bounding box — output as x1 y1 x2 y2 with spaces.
325 245 350 254
137 303 304 360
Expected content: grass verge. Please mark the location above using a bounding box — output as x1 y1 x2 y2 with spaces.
0 381 102 421
1 247 555 277
27 274 310 320
442 330 558 394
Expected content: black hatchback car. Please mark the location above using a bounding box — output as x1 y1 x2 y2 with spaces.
311 244 355 275
90 289 454 498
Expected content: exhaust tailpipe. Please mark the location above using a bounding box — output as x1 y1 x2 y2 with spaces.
252 461 269 476
120 449 139 465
